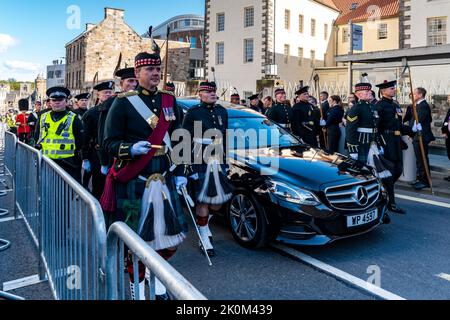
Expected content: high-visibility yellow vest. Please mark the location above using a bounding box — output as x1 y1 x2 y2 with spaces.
7 115 15 129
39 112 76 159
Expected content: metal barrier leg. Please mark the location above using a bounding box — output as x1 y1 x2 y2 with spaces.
0 238 11 251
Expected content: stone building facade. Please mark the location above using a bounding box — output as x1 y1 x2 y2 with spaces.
65 7 190 94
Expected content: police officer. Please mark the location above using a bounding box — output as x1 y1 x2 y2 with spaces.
35 87 83 182
102 51 187 300
266 88 292 131
81 81 114 199
182 81 233 258
97 68 138 179
292 86 319 147
376 80 410 213
73 93 90 121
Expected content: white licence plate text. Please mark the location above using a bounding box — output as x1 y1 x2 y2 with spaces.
347 209 378 227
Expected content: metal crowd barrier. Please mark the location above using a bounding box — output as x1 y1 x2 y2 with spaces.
15 141 41 245
106 222 207 300
0 126 13 251
40 156 107 300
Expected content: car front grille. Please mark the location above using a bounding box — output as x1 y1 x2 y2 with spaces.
324 179 381 211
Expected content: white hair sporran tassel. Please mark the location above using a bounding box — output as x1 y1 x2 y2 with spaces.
139 178 185 251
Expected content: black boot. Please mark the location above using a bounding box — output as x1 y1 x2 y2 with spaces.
388 204 406 214
382 213 391 224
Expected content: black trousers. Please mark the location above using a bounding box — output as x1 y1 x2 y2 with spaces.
54 158 81 184
413 140 430 185
327 126 341 154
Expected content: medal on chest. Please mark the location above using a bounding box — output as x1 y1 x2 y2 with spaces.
373 110 379 119
162 107 176 122
218 115 223 126
396 107 403 117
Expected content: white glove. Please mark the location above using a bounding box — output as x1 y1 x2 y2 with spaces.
350 153 358 160
379 147 384 155
131 141 152 157
101 166 109 175
175 176 188 194
82 160 91 172
412 122 422 133
320 119 326 127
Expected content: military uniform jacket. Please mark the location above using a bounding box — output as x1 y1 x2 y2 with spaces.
325 106 344 128
292 101 319 140
376 97 409 162
73 108 88 121
182 102 228 173
266 102 293 129
103 86 184 176
345 100 379 154
97 96 116 167
81 105 101 162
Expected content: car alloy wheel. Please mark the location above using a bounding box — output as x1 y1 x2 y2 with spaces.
228 192 269 249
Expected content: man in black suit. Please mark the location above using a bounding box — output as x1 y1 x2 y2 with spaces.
410 87 435 190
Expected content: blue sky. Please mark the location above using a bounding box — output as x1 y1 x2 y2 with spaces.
0 0 204 81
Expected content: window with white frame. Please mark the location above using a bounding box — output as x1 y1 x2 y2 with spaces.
343 27 349 43
244 7 254 28
244 39 254 63
217 13 225 32
285 10 290 30
427 17 447 46
216 42 224 65
378 23 388 39
298 47 303 66
299 14 304 33
284 44 290 64
311 19 316 37
310 50 315 67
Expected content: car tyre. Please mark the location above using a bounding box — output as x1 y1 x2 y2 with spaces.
227 191 270 249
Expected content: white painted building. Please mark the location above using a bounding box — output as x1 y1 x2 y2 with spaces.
47 60 66 88
0 84 10 114
205 0 339 98
403 0 450 95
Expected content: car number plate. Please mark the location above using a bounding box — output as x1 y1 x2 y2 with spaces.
347 209 378 227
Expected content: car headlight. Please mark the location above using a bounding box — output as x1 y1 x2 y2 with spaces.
267 180 320 206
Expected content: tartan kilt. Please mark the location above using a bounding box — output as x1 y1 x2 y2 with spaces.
114 155 188 237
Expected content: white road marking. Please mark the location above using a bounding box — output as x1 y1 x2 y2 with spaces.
396 194 450 209
0 216 22 223
272 243 406 300
2 274 45 292
436 273 450 282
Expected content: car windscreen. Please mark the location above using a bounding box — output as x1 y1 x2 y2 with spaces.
228 117 301 149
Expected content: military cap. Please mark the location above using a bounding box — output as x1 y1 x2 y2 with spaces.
354 83 372 92
135 52 162 68
46 86 71 99
74 93 90 100
115 67 136 80
165 82 176 92
274 88 286 95
198 81 217 92
376 80 397 89
18 99 29 111
94 81 114 92
248 94 259 101
295 86 310 95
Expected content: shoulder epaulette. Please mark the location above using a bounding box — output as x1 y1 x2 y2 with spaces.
117 90 138 99
158 90 175 97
